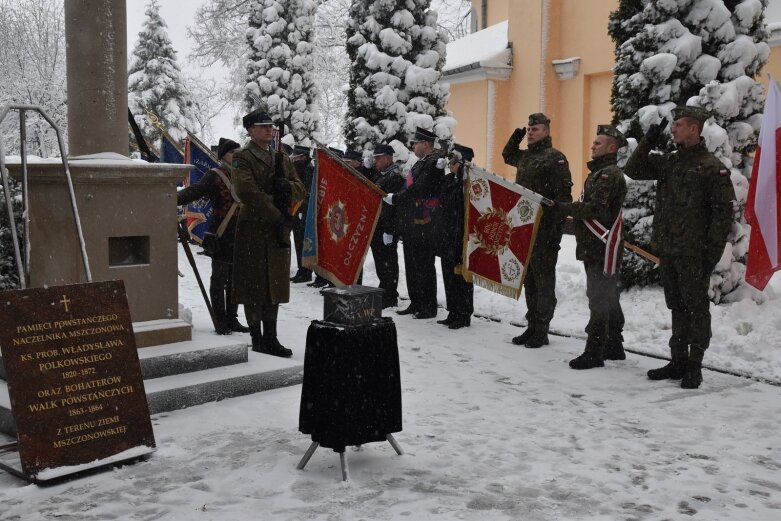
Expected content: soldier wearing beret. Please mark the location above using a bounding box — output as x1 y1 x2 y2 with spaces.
290 145 314 284
384 127 447 319
564 125 628 369
367 144 406 308
177 138 249 336
503 113 573 348
624 105 736 388
434 143 475 329
232 109 306 357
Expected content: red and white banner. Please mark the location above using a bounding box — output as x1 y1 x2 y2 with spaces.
302 148 383 286
463 166 544 299
745 79 781 290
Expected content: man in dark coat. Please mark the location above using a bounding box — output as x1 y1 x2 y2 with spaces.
290 145 314 283
503 113 573 348
384 127 447 319
624 105 736 388
367 144 405 308
177 138 248 335
435 143 474 329
564 125 628 369
232 110 306 357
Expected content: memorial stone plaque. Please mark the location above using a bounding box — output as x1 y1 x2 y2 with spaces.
0 280 155 481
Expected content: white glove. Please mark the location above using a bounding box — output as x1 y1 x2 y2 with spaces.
436 157 447 169
383 193 394 205
363 156 373 169
383 233 393 245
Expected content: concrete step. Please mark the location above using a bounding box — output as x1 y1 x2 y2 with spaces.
0 341 303 436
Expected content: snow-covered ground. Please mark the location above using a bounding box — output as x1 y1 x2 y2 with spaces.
1 236 780 520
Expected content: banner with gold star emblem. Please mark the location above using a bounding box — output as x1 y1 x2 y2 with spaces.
302 147 384 286
463 166 546 299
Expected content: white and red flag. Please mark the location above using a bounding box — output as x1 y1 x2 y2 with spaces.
302 147 384 286
463 166 545 299
745 79 781 290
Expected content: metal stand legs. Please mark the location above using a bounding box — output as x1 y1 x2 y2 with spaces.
296 435 404 481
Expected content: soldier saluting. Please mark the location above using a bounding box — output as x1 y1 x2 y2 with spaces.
624 105 736 389
503 113 573 348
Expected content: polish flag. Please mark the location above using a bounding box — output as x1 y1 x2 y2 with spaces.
745 79 781 290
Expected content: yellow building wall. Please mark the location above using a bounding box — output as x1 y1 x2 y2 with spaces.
449 80 489 165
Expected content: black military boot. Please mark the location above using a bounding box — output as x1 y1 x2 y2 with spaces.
681 361 703 389
569 339 604 369
397 304 418 316
290 269 312 283
249 322 264 353
227 316 250 333
308 275 329 288
604 341 626 361
524 333 549 349
260 320 293 358
437 313 455 326
647 357 688 380
448 315 471 329
511 328 534 346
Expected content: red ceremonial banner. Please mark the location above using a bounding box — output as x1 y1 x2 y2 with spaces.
303 148 383 286
464 166 544 299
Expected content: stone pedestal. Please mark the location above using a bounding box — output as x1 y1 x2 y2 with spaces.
8 155 192 346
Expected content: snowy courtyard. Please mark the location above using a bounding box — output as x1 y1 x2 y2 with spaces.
1 236 780 520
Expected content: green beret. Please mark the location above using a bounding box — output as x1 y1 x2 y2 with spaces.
528 113 551 127
597 124 627 147
671 105 711 123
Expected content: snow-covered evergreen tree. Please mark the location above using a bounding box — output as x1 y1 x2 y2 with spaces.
0 179 23 290
609 0 768 302
128 0 196 144
245 0 320 142
345 0 454 151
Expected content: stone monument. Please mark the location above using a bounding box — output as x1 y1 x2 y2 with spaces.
7 0 192 347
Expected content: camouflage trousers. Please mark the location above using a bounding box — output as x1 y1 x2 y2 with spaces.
660 256 711 361
523 241 560 334
583 262 624 355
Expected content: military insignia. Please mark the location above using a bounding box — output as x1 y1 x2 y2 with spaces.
474 208 512 256
600 174 609 180
501 257 521 282
470 178 490 203
516 199 534 223
558 159 567 165
324 200 349 242
719 169 729 176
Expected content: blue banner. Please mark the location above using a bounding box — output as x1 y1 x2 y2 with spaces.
160 134 183 165
302 168 318 267
185 139 218 242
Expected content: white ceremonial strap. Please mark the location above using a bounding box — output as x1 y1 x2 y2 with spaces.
582 209 623 275
214 168 240 203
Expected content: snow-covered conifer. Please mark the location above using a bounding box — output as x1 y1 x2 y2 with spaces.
345 0 453 151
128 0 196 144
609 0 768 302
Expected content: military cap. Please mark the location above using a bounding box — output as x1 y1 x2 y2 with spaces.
373 144 395 157
290 145 311 158
242 109 273 128
344 149 363 162
528 113 551 127
452 143 475 162
217 137 240 159
410 127 437 144
596 125 627 148
671 105 711 123
328 146 344 158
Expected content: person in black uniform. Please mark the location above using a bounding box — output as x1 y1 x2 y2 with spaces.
177 138 249 335
384 127 447 319
435 143 474 329
289 145 314 283
367 144 406 308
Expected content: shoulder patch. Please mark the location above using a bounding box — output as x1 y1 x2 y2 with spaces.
718 169 729 177
558 159 567 165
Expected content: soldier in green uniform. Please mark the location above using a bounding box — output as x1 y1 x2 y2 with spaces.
565 125 628 369
624 105 736 388
503 113 573 348
231 110 306 358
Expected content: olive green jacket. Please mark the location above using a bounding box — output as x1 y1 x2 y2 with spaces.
624 138 735 265
231 141 305 305
571 153 627 263
502 135 573 247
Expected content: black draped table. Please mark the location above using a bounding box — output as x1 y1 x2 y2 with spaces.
297 318 403 479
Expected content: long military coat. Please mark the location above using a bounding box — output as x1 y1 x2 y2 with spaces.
570 153 627 263
624 139 735 265
231 141 305 305
502 135 573 248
